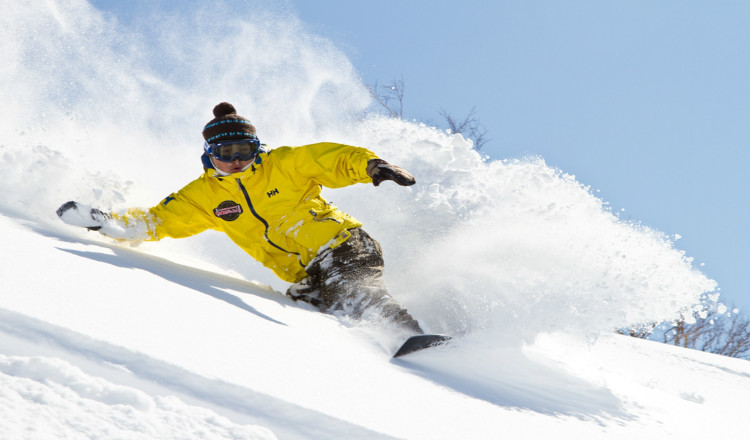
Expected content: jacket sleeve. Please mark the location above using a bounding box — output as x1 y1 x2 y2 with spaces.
147 190 216 239
285 142 378 188
101 183 216 242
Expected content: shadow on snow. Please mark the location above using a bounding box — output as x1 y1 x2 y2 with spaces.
393 342 634 424
56 246 289 326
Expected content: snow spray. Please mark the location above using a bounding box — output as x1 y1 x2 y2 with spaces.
0 2 716 345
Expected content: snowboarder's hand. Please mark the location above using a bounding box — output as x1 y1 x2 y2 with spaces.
366 159 416 187
56 201 110 231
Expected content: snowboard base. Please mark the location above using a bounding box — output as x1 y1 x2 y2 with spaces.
393 334 451 358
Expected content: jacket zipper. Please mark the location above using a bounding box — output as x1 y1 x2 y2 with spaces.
237 178 300 257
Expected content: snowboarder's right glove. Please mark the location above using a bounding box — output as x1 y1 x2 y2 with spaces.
366 159 416 187
56 201 110 231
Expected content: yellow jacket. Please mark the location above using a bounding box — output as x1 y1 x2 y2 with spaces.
112 142 378 283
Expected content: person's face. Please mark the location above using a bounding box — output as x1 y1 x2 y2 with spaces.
212 156 254 174
210 129 257 174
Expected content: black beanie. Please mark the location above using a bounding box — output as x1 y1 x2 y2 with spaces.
202 102 256 144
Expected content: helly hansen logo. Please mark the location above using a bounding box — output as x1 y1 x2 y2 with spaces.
214 200 243 221
267 188 279 198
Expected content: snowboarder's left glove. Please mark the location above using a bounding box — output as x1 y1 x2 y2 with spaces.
286 277 323 308
56 201 111 231
366 159 416 187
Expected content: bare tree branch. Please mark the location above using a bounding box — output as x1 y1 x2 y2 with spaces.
616 322 657 339
657 304 750 360
365 82 400 118
439 107 489 151
366 77 490 151
366 78 405 119
384 78 404 119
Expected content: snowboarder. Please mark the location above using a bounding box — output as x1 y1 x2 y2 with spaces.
57 102 423 334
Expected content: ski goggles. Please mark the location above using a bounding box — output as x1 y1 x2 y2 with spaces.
204 136 262 162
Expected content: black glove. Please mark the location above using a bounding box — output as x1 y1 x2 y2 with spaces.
285 278 323 308
56 201 110 231
366 159 416 187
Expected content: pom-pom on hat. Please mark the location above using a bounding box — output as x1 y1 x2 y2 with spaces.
202 102 256 144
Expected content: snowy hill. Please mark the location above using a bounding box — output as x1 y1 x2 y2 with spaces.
1 211 749 439
1 2 749 438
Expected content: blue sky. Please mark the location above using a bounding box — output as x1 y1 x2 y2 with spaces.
91 0 748 310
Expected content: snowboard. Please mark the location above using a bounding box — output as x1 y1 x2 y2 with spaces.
393 334 451 358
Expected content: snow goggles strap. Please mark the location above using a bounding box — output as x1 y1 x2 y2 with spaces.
204 136 261 162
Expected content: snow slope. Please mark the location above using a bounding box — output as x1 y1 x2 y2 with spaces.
1 2 749 438
1 212 749 439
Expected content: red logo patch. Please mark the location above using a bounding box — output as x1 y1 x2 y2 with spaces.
214 201 243 221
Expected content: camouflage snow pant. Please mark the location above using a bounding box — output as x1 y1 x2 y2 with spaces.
286 228 423 334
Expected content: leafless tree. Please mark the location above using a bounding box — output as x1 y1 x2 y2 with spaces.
366 78 404 119
616 322 657 339
367 78 489 151
439 107 489 152
716 312 750 358
662 306 750 359
619 300 750 360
